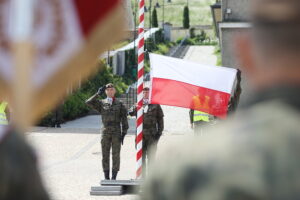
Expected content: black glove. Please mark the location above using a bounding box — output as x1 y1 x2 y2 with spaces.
121 132 126 145
155 132 161 141
97 86 106 95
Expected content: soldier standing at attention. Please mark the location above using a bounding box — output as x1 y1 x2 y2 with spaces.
86 83 128 180
129 87 164 176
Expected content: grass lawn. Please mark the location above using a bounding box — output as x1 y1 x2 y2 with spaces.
131 0 215 28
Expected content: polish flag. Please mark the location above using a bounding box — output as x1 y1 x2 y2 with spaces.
149 54 237 118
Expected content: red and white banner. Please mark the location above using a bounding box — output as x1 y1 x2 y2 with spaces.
0 0 131 124
149 54 237 118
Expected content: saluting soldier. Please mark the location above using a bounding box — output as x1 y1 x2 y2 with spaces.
86 83 128 180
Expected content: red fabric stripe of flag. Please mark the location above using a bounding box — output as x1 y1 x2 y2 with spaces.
149 54 237 119
73 0 120 36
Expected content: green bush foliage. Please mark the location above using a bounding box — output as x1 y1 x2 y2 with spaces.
183 6 190 29
152 8 159 28
38 65 129 126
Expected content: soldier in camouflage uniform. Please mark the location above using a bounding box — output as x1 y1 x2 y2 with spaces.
129 87 164 175
140 0 300 199
86 83 128 180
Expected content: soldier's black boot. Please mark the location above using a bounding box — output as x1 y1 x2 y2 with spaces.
111 170 118 180
104 170 110 180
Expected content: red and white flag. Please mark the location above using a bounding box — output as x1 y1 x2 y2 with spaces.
149 53 237 118
0 0 132 125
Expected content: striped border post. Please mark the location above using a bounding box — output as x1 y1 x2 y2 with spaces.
136 0 145 179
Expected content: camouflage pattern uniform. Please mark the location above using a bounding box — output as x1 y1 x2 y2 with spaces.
86 94 128 173
129 103 164 171
140 87 300 200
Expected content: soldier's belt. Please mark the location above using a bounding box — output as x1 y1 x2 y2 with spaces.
104 121 121 126
103 125 120 128
143 125 156 129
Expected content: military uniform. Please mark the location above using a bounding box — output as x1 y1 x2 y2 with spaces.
86 92 128 179
140 86 300 200
129 102 164 172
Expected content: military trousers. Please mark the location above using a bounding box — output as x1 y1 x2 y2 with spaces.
142 130 158 175
101 133 121 172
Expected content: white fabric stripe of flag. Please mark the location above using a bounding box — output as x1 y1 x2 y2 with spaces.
150 53 237 94
33 0 83 87
10 0 34 41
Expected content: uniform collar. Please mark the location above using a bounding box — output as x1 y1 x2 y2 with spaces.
143 99 149 105
106 97 116 105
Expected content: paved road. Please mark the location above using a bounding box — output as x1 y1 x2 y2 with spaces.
60 115 137 135
27 46 216 200
183 45 217 66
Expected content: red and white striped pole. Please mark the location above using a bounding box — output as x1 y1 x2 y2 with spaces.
136 0 145 179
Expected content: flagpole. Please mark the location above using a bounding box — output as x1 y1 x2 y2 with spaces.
10 0 34 131
136 0 145 179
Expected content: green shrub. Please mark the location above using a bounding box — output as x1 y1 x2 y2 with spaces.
152 8 158 28
190 28 196 38
197 30 207 42
39 64 129 126
62 90 90 120
214 44 222 66
183 6 190 29
176 37 183 44
157 44 169 54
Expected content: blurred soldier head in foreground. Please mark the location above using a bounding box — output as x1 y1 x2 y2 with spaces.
0 127 50 200
237 0 300 92
140 0 300 199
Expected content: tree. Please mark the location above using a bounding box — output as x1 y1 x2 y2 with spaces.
152 8 158 28
183 6 190 29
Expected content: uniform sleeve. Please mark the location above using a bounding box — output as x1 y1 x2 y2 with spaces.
157 105 164 134
189 109 194 124
85 93 102 114
128 105 137 117
121 103 129 133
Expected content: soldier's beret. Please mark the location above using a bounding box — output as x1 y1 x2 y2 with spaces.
105 83 114 88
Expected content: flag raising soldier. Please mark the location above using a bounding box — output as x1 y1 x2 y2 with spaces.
86 83 128 180
129 87 164 176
